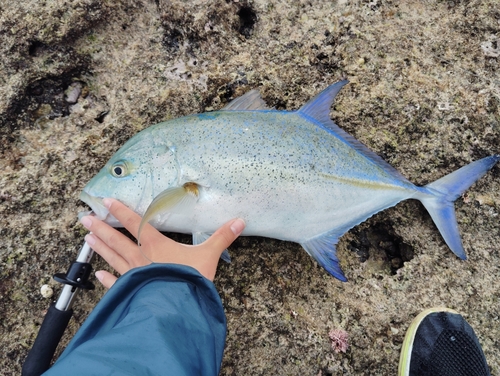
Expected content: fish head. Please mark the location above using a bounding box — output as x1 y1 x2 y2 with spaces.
79 128 179 226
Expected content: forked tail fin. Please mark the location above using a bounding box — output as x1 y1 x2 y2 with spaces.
419 155 500 259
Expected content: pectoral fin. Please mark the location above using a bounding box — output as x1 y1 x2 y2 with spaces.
193 232 232 263
301 230 347 282
138 182 199 245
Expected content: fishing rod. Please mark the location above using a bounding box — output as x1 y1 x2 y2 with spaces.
22 240 95 376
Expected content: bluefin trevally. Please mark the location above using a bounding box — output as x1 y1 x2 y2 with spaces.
80 81 499 281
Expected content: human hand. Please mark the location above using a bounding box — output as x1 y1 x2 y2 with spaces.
79 198 245 288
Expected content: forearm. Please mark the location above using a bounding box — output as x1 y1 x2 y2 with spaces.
44 264 226 376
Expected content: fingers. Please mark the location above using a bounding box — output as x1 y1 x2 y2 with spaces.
101 198 140 237
102 198 169 247
95 270 118 289
84 233 131 275
81 216 138 267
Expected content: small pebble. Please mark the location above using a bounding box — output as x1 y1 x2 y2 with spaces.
40 284 53 298
65 82 82 104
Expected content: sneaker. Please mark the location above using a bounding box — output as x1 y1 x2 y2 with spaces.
398 307 490 376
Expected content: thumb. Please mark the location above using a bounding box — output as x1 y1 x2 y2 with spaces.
203 218 245 254
192 218 245 281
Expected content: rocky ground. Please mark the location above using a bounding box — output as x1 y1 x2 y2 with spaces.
1 0 499 374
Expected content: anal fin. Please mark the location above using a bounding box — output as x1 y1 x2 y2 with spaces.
301 231 347 282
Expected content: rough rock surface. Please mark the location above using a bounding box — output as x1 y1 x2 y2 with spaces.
1 0 499 374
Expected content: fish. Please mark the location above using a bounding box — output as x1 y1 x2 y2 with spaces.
80 80 499 281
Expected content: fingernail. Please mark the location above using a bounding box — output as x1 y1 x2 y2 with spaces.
102 198 112 209
85 233 96 246
95 271 104 282
230 218 245 236
80 216 92 229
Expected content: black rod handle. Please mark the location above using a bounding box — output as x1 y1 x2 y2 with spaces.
22 304 73 376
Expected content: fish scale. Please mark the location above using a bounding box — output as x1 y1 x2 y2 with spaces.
80 80 499 281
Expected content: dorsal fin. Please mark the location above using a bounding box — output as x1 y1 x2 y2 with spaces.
298 80 350 120
298 80 409 182
221 89 270 111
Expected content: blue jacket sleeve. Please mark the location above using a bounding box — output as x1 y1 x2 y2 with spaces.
43 264 226 376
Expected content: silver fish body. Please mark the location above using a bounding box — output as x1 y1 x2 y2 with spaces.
80 81 499 281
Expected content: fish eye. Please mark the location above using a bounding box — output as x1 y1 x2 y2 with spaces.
113 166 123 176
111 162 128 178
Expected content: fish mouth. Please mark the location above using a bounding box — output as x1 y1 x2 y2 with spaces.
79 191 109 220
